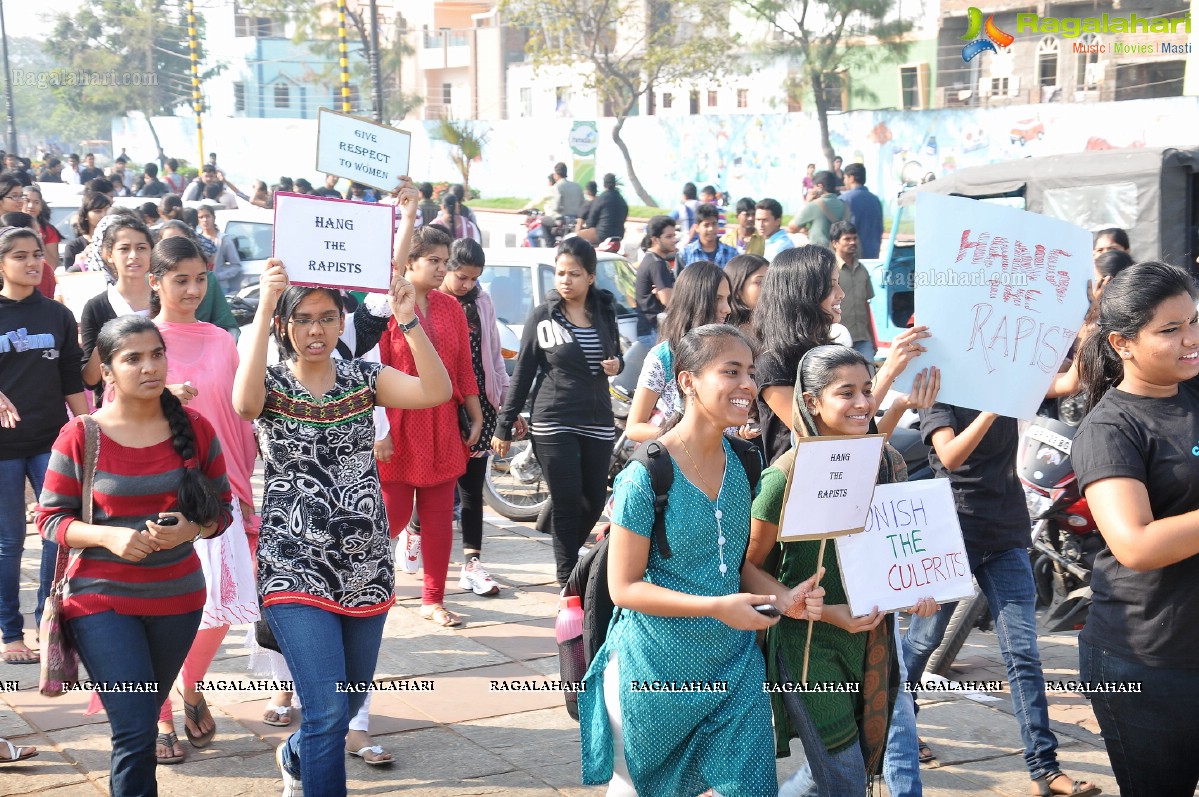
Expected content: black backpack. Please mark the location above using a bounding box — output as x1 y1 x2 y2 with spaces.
560 436 763 719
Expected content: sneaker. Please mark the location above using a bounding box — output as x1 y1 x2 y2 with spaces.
398 525 421 575
276 742 302 796
458 557 500 596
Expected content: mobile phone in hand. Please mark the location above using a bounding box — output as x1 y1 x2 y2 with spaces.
155 516 179 527
753 603 781 618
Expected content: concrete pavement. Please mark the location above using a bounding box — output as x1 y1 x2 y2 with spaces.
1 504 1119 796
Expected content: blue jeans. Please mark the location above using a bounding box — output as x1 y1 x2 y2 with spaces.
883 632 922 796
70 609 202 797
266 603 387 797
904 547 1058 780
0 452 53 644
637 332 657 348
1080 639 1199 795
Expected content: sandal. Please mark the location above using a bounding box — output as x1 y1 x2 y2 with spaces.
262 705 292 727
348 744 393 766
918 737 936 763
1031 771 1101 797
420 604 462 628
180 692 216 748
155 732 185 765
0 738 37 764
1 645 39 665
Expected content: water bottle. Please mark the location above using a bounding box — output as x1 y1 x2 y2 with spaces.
556 594 586 719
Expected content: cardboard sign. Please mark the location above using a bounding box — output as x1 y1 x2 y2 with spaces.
777 435 886 541
271 192 395 293
316 108 411 194
894 194 1092 418
835 479 974 616
56 271 108 323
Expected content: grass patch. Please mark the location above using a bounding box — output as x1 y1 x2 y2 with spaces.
470 197 533 210
628 205 672 220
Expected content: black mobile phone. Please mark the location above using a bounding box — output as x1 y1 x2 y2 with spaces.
753 603 781 618
155 516 179 527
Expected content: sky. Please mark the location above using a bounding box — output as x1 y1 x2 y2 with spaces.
3 0 77 40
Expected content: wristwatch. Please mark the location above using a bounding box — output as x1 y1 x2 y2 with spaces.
397 315 420 334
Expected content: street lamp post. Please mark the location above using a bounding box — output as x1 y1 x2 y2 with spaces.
0 0 19 154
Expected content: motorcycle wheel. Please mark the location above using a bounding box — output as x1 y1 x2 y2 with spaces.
1032 553 1055 608
483 440 550 521
926 592 991 677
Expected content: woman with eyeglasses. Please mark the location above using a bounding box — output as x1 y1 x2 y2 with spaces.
0 174 23 216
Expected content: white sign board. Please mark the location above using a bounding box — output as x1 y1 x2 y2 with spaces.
272 192 395 293
56 271 108 324
895 193 1092 419
316 108 411 194
835 479 974 616
778 435 886 541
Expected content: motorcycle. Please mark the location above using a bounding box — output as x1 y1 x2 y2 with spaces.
520 209 578 249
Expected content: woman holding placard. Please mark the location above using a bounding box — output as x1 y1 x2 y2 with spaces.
748 344 939 797
579 324 825 797
1074 261 1199 796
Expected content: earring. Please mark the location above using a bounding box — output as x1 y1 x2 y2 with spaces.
1121 351 1131 358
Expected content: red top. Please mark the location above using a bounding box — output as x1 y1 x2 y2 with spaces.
377 289 477 487
37 221 61 299
37 411 232 619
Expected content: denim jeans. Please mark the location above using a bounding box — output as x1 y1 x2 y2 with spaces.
1080 639 1199 795
265 603 387 797
70 609 202 797
779 738 866 797
0 452 53 644
637 332 657 348
903 547 1059 780
883 631 922 796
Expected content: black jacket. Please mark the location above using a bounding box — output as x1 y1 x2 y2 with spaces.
495 289 624 440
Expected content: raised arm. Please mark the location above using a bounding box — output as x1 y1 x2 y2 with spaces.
374 274 451 409
231 261 289 419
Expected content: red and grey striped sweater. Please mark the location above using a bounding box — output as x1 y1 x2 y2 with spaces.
37 412 233 619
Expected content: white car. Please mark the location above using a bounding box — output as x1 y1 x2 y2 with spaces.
218 206 275 289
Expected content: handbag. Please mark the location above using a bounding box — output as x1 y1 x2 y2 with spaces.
39 416 97 697
254 605 281 654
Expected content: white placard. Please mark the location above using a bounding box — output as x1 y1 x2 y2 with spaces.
777 435 887 541
835 479 974 616
56 271 108 323
894 193 1092 419
316 108 411 194
271 192 395 293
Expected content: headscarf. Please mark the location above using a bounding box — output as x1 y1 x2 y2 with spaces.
85 214 122 283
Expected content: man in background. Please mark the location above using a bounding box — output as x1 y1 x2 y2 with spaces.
840 163 884 259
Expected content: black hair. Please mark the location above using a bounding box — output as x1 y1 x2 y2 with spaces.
796 344 872 436
167 158 179 171
181 207 199 227
94 315 227 526
557 236 597 276
813 170 837 193
0 211 37 232
755 198 782 220
201 163 217 174
553 162 568 178
682 182 697 200
585 180 597 197
155 219 206 251
278 177 294 191
203 183 224 200
735 196 756 215
101 215 154 259
75 192 113 236
111 174 125 187
140 202 161 222
160 194 183 219
442 193 461 238
829 220 857 242
1094 249 1134 280
449 184 465 201
0 225 41 288
148 236 207 315
448 237 485 271
658 261 731 353
701 184 716 197
640 215 676 250
725 254 769 330
295 178 313 192
271 286 345 360
418 181 433 199
143 163 158 178
752 245 838 370
1078 261 1198 412
660 324 757 435
843 163 866 185
695 203 720 223
1094 227 1130 251
86 177 113 196
0 173 22 203
602 173 617 191
408 223 453 263
24 185 51 228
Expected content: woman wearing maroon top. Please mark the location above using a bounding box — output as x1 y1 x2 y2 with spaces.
38 315 231 796
24 185 62 275
380 224 482 628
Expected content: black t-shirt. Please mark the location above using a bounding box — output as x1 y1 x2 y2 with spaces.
754 349 798 466
138 179 168 198
587 190 629 242
634 252 675 336
1073 381 1199 668
918 403 1029 558
79 166 103 183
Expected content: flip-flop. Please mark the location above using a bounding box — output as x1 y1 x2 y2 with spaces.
181 692 217 748
348 744 393 766
1 647 39 665
262 705 292 727
0 738 37 764
420 604 462 628
155 732 185 765
918 737 936 763
1032 772 1101 797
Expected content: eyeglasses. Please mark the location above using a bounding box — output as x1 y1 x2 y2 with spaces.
288 316 341 329
1 193 23 203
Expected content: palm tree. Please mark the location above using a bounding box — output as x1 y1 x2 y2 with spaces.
432 117 488 195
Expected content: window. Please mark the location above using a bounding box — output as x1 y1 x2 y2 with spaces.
662 92 673 109
821 72 845 112
233 82 245 113
1077 33 1101 90
519 87 532 118
899 63 929 110
274 83 290 109
1037 36 1059 88
707 89 718 107
689 90 700 114
737 88 748 108
442 83 452 108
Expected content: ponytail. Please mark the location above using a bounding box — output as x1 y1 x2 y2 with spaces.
159 389 227 526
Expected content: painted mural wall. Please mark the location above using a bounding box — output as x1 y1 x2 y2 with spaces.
116 95 1199 218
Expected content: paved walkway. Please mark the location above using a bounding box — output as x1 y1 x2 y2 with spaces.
2 506 1119 796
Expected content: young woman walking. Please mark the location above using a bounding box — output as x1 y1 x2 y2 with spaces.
38 314 231 796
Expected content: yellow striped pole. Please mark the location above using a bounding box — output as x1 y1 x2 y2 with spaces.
338 0 351 112
187 0 203 167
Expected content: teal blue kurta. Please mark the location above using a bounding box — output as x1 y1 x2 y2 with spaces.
580 438 777 797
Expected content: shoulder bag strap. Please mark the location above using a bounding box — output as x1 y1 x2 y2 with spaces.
80 416 99 525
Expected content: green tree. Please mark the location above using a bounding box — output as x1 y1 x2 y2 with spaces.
431 117 488 195
48 0 223 156
7 38 110 151
501 0 736 207
737 0 912 168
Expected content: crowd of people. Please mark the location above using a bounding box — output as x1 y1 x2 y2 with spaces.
0 143 1192 797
